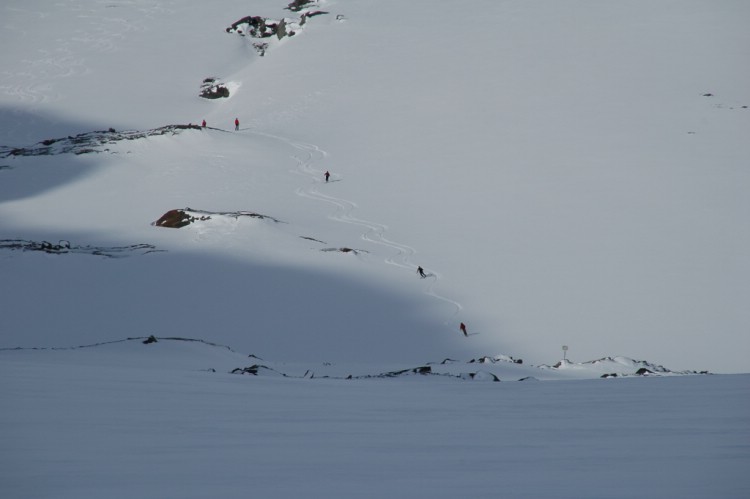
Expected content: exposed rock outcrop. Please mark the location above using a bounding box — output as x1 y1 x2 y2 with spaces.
152 209 210 229
199 78 230 99
0 239 162 258
1 124 202 158
152 208 282 229
225 5 328 56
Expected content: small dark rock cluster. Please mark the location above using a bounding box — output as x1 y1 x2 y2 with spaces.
321 247 367 255
231 365 286 376
468 355 523 365
225 4 328 56
227 16 280 38
199 78 230 99
285 0 316 12
0 239 162 258
345 365 433 380
460 372 501 382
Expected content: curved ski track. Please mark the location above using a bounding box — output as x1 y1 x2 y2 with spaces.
253 130 463 322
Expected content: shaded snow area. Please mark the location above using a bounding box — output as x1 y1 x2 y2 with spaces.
1 340 749 499
1 0 749 497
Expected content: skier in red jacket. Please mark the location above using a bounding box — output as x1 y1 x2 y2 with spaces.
234 118 239 131
460 322 468 337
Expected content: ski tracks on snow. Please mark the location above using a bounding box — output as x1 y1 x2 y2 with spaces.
253 130 463 320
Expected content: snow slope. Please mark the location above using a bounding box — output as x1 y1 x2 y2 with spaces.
1 1 750 495
2 0 749 372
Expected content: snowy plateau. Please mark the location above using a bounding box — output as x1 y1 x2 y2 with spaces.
1 0 749 498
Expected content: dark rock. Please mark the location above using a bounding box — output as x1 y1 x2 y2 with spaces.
2 124 202 158
1 239 160 258
227 16 278 38
232 365 261 375
143 335 158 344
286 0 316 12
199 85 229 99
199 77 229 99
231 364 285 377
321 247 367 254
635 367 653 375
225 9 327 56
152 209 209 229
601 373 618 378
361 365 433 378
467 371 500 381
153 208 281 229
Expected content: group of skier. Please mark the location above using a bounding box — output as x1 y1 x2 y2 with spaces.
210 116 470 338
197 118 239 130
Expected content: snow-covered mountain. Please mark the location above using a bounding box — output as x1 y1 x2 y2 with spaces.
1 1 749 497
2 0 749 373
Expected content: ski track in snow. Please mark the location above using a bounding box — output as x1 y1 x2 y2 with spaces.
251 130 464 323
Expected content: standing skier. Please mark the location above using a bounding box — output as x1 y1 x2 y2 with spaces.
324 171 330 182
201 119 206 128
460 322 468 337
234 118 240 131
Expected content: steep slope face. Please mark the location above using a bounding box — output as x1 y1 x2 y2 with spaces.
1 0 749 372
234 0 750 372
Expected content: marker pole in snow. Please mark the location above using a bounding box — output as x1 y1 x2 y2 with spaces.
562 345 568 361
